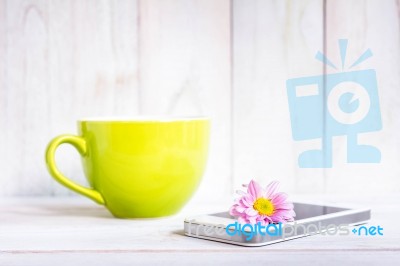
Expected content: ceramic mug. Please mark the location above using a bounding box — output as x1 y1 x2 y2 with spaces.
45 117 210 218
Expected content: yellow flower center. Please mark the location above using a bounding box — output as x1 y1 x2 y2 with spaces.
253 198 275 216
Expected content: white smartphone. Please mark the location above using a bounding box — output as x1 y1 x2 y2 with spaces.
184 202 370 247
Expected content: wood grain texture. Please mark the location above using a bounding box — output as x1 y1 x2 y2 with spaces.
0 0 232 201
47 0 140 195
232 0 326 194
324 0 400 194
0 0 6 195
0 0 399 199
1 252 399 266
0 196 399 265
137 0 232 201
3 0 51 196
0 0 139 196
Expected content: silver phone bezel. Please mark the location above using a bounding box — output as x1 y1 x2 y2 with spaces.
184 201 371 247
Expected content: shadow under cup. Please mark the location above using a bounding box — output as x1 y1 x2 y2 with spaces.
45 117 210 218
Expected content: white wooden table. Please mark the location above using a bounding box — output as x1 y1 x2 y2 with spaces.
0 195 399 265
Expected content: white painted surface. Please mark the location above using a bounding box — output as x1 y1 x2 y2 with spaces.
137 0 232 201
232 0 325 193
324 0 400 194
0 0 140 197
0 196 399 265
0 0 231 201
0 0 399 201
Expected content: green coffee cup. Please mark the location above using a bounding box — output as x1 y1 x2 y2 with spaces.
45 117 210 218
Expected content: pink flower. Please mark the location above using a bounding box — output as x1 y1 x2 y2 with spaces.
229 180 295 225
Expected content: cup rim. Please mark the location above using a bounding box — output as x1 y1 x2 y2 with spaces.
77 116 210 122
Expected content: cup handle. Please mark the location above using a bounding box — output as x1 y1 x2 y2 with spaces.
45 134 105 205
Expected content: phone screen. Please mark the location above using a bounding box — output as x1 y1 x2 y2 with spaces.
210 203 348 220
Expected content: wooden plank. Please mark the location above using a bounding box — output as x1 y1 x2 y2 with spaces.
47 0 139 195
137 0 232 201
1 0 398 199
1 252 400 266
0 0 6 193
2 0 51 195
232 0 325 194
0 0 139 196
324 0 400 193
0 196 399 266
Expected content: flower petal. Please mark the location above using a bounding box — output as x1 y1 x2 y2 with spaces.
272 209 296 222
245 207 258 216
263 215 273 223
257 218 267 226
271 192 288 205
248 216 257 224
230 207 244 217
230 179 295 225
244 195 255 205
274 202 294 210
234 205 246 213
265 181 280 198
240 198 252 207
236 189 247 196
238 216 247 224
247 179 263 198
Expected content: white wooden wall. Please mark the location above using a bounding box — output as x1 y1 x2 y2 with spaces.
0 0 399 201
